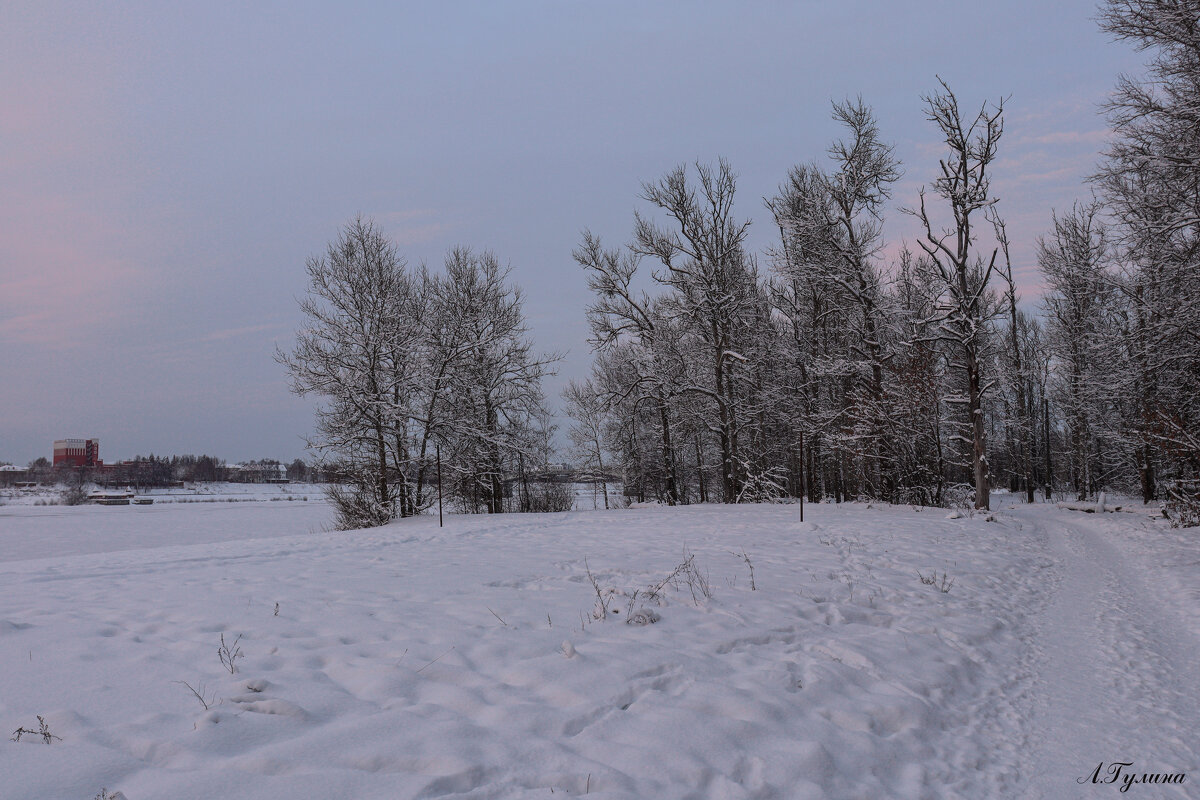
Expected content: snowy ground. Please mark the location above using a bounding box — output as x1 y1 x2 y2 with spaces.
0 482 318 507
0 489 328 563
1 497 1197 799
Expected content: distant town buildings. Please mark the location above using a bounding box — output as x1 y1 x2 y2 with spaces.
53 438 102 468
0 441 328 488
0 464 29 487
225 462 290 483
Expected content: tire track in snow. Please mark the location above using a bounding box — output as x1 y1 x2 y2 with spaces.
1019 508 1200 799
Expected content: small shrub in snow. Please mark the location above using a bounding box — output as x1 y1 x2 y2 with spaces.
626 551 713 608
625 608 660 626
11 715 60 744
583 550 713 627
94 789 126 800
917 570 954 593
175 680 217 710
218 633 244 674
730 550 756 590
659 550 712 604
585 558 611 620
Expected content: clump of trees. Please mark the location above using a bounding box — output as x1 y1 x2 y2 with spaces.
571 86 1012 510
280 217 559 528
563 1 1200 520
1091 0 1200 518
285 0 1199 524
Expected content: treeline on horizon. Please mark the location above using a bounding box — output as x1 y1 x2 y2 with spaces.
11 455 322 487
280 0 1200 529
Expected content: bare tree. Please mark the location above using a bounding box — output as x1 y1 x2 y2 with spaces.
1096 0 1200 500
1038 203 1120 500
991 212 1037 502
907 80 1006 510
435 248 558 513
769 100 902 500
634 159 759 502
575 231 683 504
562 378 612 509
278 217 416 528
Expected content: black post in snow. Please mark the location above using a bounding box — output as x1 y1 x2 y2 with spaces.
799 432 804 523
437 443 443 528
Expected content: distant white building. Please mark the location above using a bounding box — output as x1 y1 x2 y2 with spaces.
226 462 289 483
0 464 30 487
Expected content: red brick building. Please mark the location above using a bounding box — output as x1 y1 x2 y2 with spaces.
53 438 102 468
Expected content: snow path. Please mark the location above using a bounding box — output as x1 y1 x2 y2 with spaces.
1014 506 1200 798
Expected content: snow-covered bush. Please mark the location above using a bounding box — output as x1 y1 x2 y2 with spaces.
525 481 574 513
326 482 392 530
943 483 976 511
1164 480 1200 528
735 464 789 503
59 485 89 506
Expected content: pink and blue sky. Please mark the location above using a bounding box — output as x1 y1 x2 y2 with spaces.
0 1 1141 465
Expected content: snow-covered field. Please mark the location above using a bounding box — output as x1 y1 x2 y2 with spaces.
1 497 1197 799
0 487 328 563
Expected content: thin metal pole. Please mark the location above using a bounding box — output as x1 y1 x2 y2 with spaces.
436 443 443 528
799 432 804 523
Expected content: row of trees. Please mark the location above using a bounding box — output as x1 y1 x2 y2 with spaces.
14 455 316 487
569 86 1012 511
285 0 1199 525
279 219 560 527
565 0 1199 517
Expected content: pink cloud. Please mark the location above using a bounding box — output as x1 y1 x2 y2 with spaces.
1017 129 1110 147
0 208 146 346
0 47 151 346
199 323 284 343
378 209 456 246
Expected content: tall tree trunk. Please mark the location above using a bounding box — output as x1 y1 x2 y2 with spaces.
657 399 678 505
966 345 990 511
485 398 504 514
374 419 390 515
1140 444 1155 505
